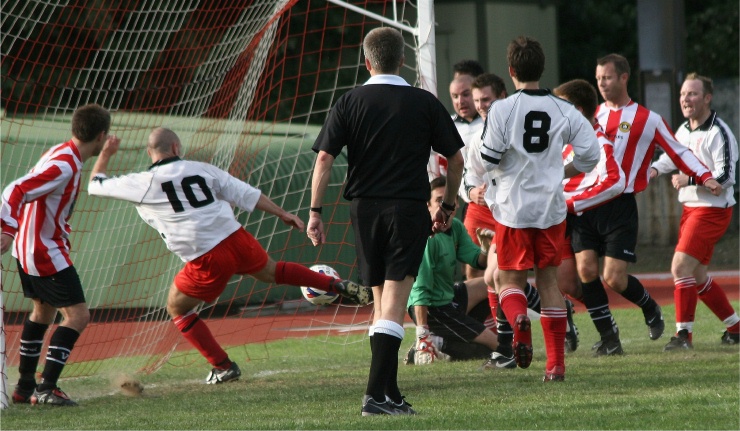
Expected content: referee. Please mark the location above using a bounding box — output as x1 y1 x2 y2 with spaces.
307 27 464 416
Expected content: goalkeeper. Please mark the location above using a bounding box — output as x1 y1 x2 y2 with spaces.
406 176 500 364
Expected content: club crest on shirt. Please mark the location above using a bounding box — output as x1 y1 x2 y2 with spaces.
618 122 631 133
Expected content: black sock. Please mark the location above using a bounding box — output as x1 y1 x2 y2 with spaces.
524 282 541 313
496 306 513 355
385 350 402 404
366 332 401 403
582 278 618 338
18 319 49 386
620 275 657 313
38 326 80 391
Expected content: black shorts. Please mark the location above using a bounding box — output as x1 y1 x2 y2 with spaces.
408 283 486 343
350 198 431 287
17 260 86 307
569 193 638 262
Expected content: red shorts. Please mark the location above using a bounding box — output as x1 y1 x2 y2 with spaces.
464 202 497 246
174 228 269 303
494 220 566 270
675 206 733 265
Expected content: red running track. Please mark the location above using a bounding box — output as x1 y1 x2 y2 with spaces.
3 271 738 365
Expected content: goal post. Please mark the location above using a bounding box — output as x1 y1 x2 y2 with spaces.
1 282 8 410
0 0 437 392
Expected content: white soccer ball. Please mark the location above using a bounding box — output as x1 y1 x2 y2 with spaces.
300 264 340 305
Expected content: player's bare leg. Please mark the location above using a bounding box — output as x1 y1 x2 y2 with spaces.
604 256 664 340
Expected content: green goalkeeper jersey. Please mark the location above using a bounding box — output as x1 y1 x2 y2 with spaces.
407 218 484 308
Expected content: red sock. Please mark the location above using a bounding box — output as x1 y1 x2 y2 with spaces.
488 288 499 320
498 287 532 346
499 287 527 334
275 261 334 291
728 322 740 334
486 288 499 335
674 276 697 328
698 278 737 324
540 308 566 373
173 311 229 368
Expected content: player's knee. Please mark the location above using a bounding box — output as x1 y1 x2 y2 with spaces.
63 306 90 332
578 267 599 284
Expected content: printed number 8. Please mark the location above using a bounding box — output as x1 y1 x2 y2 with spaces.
523 111 551 153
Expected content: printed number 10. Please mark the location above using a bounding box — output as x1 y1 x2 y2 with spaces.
161 175 214 213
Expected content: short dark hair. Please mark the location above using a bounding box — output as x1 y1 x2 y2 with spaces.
597 53 631 78
71 104 110 142
507 36 545 82
363 27 405 74
472 73 508 98
553 79 598 120
453 59 485 78
684 72 714 95
429 175 446 200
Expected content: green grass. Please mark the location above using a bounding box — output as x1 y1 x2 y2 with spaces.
3 303 739 430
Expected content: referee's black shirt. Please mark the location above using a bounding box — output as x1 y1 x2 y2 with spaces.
313 76 464 202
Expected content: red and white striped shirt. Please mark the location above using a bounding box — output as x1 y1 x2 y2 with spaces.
562 124 625 214
1 141 83 276
595 100 712 193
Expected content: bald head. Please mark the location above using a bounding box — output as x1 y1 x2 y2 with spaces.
147 127 182 161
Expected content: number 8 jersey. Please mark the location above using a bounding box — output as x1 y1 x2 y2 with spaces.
480 89 599 229
89 156 261 262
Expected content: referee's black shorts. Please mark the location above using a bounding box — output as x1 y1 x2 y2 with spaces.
569 193 639 262
350 198 431 287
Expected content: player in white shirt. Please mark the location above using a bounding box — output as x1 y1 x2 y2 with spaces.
582 54 722 354
1 104 113 406
650 73 740 350
480 36 599 381
428 73 484 199
88 127 371 384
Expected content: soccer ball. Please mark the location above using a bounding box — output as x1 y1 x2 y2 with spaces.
300 264 340 305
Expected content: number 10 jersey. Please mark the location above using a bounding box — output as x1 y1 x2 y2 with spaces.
89 157 261 262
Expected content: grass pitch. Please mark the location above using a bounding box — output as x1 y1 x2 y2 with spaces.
3 303 739 430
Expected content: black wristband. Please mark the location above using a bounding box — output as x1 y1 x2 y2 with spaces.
688 177 696 186
310 207 322 214
441 201 456 212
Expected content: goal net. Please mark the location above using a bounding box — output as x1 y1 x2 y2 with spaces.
0 0 436 399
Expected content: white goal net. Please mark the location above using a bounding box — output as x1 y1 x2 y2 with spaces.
0 0 436 405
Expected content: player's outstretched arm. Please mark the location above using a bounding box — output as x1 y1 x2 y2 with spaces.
254 194 305 232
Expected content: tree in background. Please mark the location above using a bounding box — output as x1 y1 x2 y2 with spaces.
557 0 738 99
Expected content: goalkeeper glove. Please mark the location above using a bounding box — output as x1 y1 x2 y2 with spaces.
415 325 439 365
